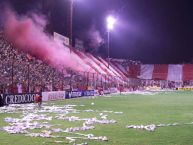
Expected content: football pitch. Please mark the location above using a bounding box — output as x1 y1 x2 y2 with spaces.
1 91 193 145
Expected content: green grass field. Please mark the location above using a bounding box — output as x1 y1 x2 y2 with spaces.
1 91 193 145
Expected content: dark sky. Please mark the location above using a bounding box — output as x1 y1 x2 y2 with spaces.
1 0 193 64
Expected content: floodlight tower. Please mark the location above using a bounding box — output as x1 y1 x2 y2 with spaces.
106 16 116 68
69 0 74 49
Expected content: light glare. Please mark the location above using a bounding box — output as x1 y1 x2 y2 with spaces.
106 16 116 31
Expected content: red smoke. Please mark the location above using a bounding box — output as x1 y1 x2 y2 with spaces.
3 8 93 73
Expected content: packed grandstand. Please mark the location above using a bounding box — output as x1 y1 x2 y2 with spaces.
1 25 193 96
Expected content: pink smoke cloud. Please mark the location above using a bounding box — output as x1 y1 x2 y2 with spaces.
2 7 93 73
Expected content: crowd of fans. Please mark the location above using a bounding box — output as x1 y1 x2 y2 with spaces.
1 28 181 95
0 29 115 94
110 58 141 67
0 29 72 94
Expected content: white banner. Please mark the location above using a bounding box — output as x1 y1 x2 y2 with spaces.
54 32 69 46
75 38 84 51
139 65 154 80
167 65 183 82
42 91 66 102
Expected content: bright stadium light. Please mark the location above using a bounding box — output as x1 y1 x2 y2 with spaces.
106 16 116 31
106 16 116 68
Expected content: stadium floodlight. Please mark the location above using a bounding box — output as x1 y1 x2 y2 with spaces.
106 16 116 68
106 16 116 31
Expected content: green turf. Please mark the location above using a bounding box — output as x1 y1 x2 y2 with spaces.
1 91 193 145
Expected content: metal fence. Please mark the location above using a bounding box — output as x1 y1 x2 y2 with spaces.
0 59 132 94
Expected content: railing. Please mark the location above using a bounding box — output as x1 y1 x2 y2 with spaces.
0 59 132 94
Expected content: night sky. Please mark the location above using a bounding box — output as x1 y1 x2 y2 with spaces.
1 0 193 64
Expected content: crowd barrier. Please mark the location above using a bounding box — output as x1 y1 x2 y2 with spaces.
0 90 96 107
0 89 118 107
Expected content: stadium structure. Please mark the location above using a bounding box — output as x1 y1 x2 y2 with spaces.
1 5 193 145
1 25 193 97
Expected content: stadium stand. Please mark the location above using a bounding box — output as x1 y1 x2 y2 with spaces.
110 59 193 89
1 26 193 94
0 29 69 93
0 28 127 94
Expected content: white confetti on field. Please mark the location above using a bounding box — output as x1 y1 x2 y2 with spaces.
1 103 121 144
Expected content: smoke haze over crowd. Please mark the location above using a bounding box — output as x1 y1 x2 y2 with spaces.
2 7 93 73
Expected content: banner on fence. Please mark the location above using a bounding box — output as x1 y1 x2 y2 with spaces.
68 91 82 99
42 91 66 101
177 87 193 91
3 93 39 105
82 90 95 96
65 90 95 99
0 94 4 107
75 38 84 51
54 32 69 46
103 89 111 94
109 87 118 93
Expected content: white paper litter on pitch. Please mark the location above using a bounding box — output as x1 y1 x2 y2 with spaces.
1 103 118 144
126 122 191 132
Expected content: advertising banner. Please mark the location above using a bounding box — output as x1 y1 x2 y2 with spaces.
109 87 118 93
3 93 39 105
177 87 193 91
65 90 95 99
103 89 111 94
42 91 66 101
54 32 69 46
82 90 95 96
0 94 4 107
75 38 84 51
69 91 82 99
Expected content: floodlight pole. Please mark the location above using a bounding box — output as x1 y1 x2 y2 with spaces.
107 30 110 68
69 0 74 52
106 16 116 68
